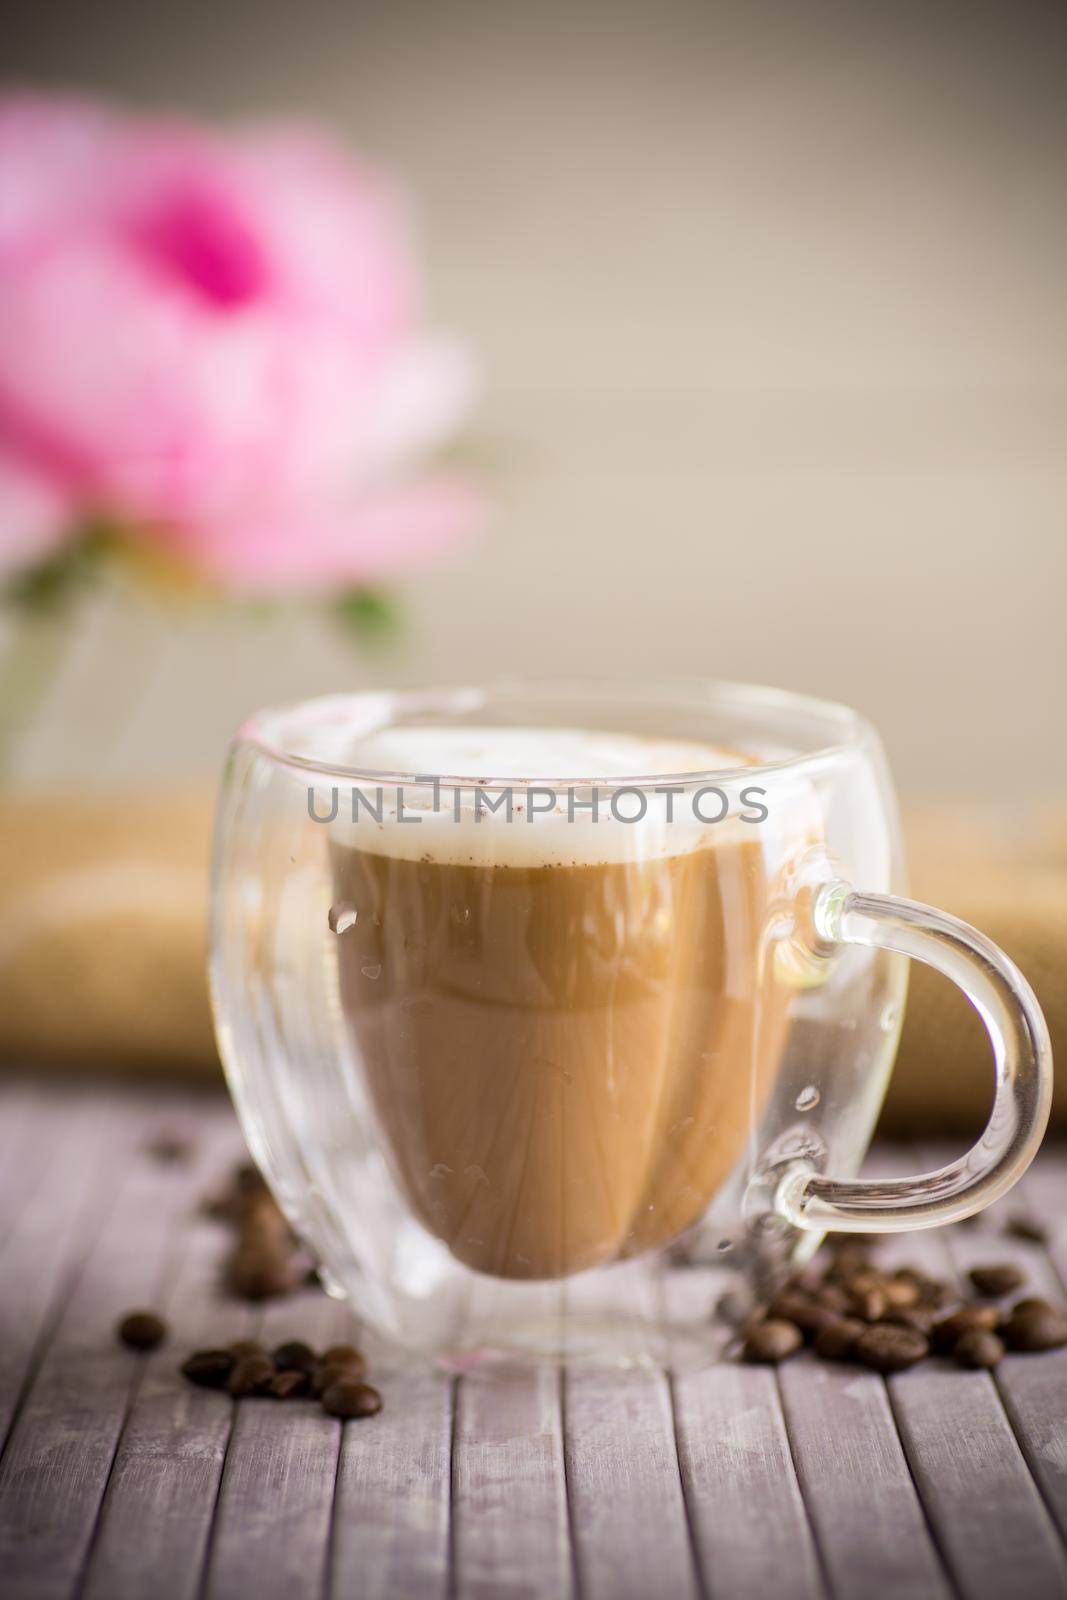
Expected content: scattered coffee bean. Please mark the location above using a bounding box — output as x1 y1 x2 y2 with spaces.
931 1305 1001 1352
202 1160 315 1303
1005 1215 1049 1246
883 1307 934 1335
227 1353 275 1397
813 1317 866 1362
181 1349 236 1388
953 1330 1005 1369
312 1361 359 1397
882 1277 921 1311
321 1380 383 1419
741 1319 803 1364
968 1264 1026 1299
1003 1304 1067 1353
228 1247 299 1301
855 1323 929 1373
230 1339 267 1359
848 1276 889 1323
144 1133 192 1165
1011 1296 1057 1319
767 1291 837 1338
117 1310 168 1351
273 1340 317 1374
813 1282 850 1315
321 1344 366 1372
268 1369 308 1399
894 1268 947 1310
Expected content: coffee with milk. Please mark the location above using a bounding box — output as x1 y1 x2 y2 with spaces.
330 726 795 1281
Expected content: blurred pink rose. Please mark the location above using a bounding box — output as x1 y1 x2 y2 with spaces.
0 91 482 592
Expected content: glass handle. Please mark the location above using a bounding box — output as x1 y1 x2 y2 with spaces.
776 882 1053 1233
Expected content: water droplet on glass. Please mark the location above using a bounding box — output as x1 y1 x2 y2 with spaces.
360 962 382 981
328 902 358 934
464 1164 490 1187
450 904 472 926
880 1001 899 1032
429 1163 453 1180
795 1085 820 1112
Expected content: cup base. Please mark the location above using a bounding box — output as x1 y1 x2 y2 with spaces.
436 1309 731 1376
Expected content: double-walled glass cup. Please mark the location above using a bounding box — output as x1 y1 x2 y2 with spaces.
210 682 1051 1369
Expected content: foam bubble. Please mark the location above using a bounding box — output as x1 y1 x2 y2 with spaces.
344 726 747 784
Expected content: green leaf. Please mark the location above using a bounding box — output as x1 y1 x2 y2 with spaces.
333 588 403 649
5 523 115 614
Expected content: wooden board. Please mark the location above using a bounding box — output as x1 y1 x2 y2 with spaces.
2 1080 1067 1600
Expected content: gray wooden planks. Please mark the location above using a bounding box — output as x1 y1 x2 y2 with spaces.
201 1286 355 1600
665 1264 825 1600
869 1144 1067 1600
777 1356 952 1600
672 1361 825 1600
562 1259 698 1600
449 1276 572 1600
563 1367 699 1600
0 1086 126 1452
330 1364 453 1600
0 1090 221 1600
80 1109 251 1600
0 1081 1066 1600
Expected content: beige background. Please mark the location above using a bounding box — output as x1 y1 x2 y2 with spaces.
5 0 1066 797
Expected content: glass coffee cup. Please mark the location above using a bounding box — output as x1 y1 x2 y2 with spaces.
210 682 1052 1369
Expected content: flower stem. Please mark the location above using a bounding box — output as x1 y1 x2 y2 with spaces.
0 603 71 782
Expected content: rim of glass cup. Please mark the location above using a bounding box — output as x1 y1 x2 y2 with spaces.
236 678 877 790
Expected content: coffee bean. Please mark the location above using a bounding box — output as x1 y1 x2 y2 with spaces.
228 1247 298 1301
235 1162 270 1199
931 1305 1001 1352
1005 1216 1049 1245
145 1133 192 1164
321 1380 383 1419
968 1264 1026 1299
953 1330 1005 1369
227 1353 275 1397
272 1340 317 1374
230 1339 268 1359
855 1323 929 1373
882 1277 921 1311
767 1291 838 1338
893 1268 948 1309
1003 1305 1067 1353
1011 1296 1057 1319
268 1369 308 1399
181 1349 236 1389
813 1283 851 1315
849 1285 889 1323
321 1344 366 1372
813 1317 866 1362
883 1307 934 1335
117 1310 167 1351
310 1361 358 1397
741 1320 803 1364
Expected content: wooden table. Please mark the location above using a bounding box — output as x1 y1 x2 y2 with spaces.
1 1078 1066 1600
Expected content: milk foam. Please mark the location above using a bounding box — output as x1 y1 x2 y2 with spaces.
323 725 787 868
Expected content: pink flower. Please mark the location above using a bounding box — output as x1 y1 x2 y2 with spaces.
0 91 483 592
